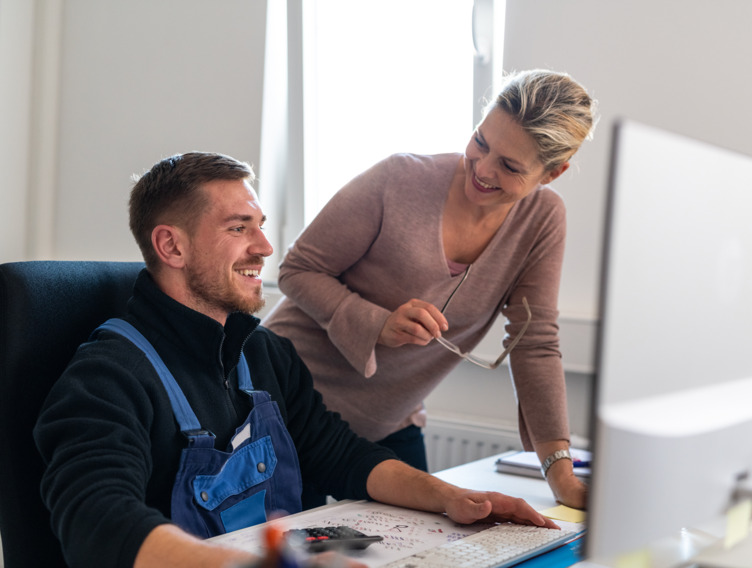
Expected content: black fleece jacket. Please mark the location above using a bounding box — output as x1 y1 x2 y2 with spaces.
34 270 396 568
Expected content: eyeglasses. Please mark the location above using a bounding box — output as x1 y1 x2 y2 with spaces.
435 297 531 369
435 265 532 369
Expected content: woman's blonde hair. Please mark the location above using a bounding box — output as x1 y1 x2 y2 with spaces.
490 69 598 171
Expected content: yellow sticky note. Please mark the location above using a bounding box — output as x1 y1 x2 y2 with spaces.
539 504 586 524
615 548 651 568
725 498 752 549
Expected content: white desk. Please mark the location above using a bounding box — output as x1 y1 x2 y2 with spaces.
211 453 586 567
433 453 560 512
437 454 593 567
447 455 752 568
211 452 752 567
435 457 740 568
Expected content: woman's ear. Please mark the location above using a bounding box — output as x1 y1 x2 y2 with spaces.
151 224 188 269
541 162 570 185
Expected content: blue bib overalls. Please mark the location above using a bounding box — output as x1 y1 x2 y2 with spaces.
95 319 303 538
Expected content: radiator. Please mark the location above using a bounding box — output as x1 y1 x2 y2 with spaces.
424 417 522 473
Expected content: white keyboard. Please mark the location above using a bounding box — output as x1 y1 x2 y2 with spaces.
382 523 578 568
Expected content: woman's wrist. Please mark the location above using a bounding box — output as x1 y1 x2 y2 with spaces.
540 448 572 479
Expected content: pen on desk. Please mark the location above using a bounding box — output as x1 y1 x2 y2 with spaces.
263 523 303 568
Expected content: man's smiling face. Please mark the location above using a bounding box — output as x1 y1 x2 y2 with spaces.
182 178 273 324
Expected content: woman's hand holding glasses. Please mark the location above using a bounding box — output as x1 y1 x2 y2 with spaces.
377 299 448 348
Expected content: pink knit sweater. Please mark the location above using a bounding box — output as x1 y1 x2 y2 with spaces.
263 153 570 448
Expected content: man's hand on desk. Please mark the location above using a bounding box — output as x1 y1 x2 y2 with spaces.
366 459 559 530
444 490 560 529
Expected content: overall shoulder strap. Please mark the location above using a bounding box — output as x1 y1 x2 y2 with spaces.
236 354 254 393
94 318 204 436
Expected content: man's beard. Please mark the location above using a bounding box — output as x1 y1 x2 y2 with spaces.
185 263 266 317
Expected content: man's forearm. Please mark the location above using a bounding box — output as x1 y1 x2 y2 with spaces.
365 459 456 513
134 524 256 568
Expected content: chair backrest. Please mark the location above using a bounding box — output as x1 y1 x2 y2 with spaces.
0 260 144 568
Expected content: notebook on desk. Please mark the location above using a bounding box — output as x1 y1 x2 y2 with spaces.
495 449 591 480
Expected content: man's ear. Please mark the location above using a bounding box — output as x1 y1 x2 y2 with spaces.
541 162 570 185
151 224 188 269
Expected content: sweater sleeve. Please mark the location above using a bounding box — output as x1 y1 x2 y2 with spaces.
504 192 571 450
33 343 171 568
276 157 397 377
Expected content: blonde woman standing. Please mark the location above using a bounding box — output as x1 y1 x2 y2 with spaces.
264 69 598 511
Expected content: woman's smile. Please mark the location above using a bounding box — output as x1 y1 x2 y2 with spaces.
471 171 500 193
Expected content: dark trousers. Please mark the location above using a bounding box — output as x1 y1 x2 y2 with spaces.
301 424 428 510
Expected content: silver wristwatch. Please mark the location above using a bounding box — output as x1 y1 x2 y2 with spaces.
540 449 572 478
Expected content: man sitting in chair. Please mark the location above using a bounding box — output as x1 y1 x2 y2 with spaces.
34 152 557 568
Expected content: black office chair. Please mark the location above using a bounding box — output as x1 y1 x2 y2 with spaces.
0 260 144 568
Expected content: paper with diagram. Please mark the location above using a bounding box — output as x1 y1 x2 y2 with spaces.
209 499 584 567
210 499 494 566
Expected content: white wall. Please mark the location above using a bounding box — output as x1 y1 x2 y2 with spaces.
0 0 268 264
0 0 35 263
503 0 752 320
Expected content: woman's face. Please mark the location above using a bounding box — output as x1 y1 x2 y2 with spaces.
462 107 568 208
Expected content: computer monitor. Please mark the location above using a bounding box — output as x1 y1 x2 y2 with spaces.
586 119 752 564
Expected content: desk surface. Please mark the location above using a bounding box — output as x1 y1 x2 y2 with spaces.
211 453 587 567
417 454 752 568
433 454 560 511
436 454 594 567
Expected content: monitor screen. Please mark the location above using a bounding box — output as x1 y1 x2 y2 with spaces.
586 120 752 564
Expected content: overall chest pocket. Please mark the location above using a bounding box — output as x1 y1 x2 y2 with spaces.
192 435 277 511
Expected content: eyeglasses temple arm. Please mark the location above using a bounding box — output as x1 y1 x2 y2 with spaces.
489 297 532 368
